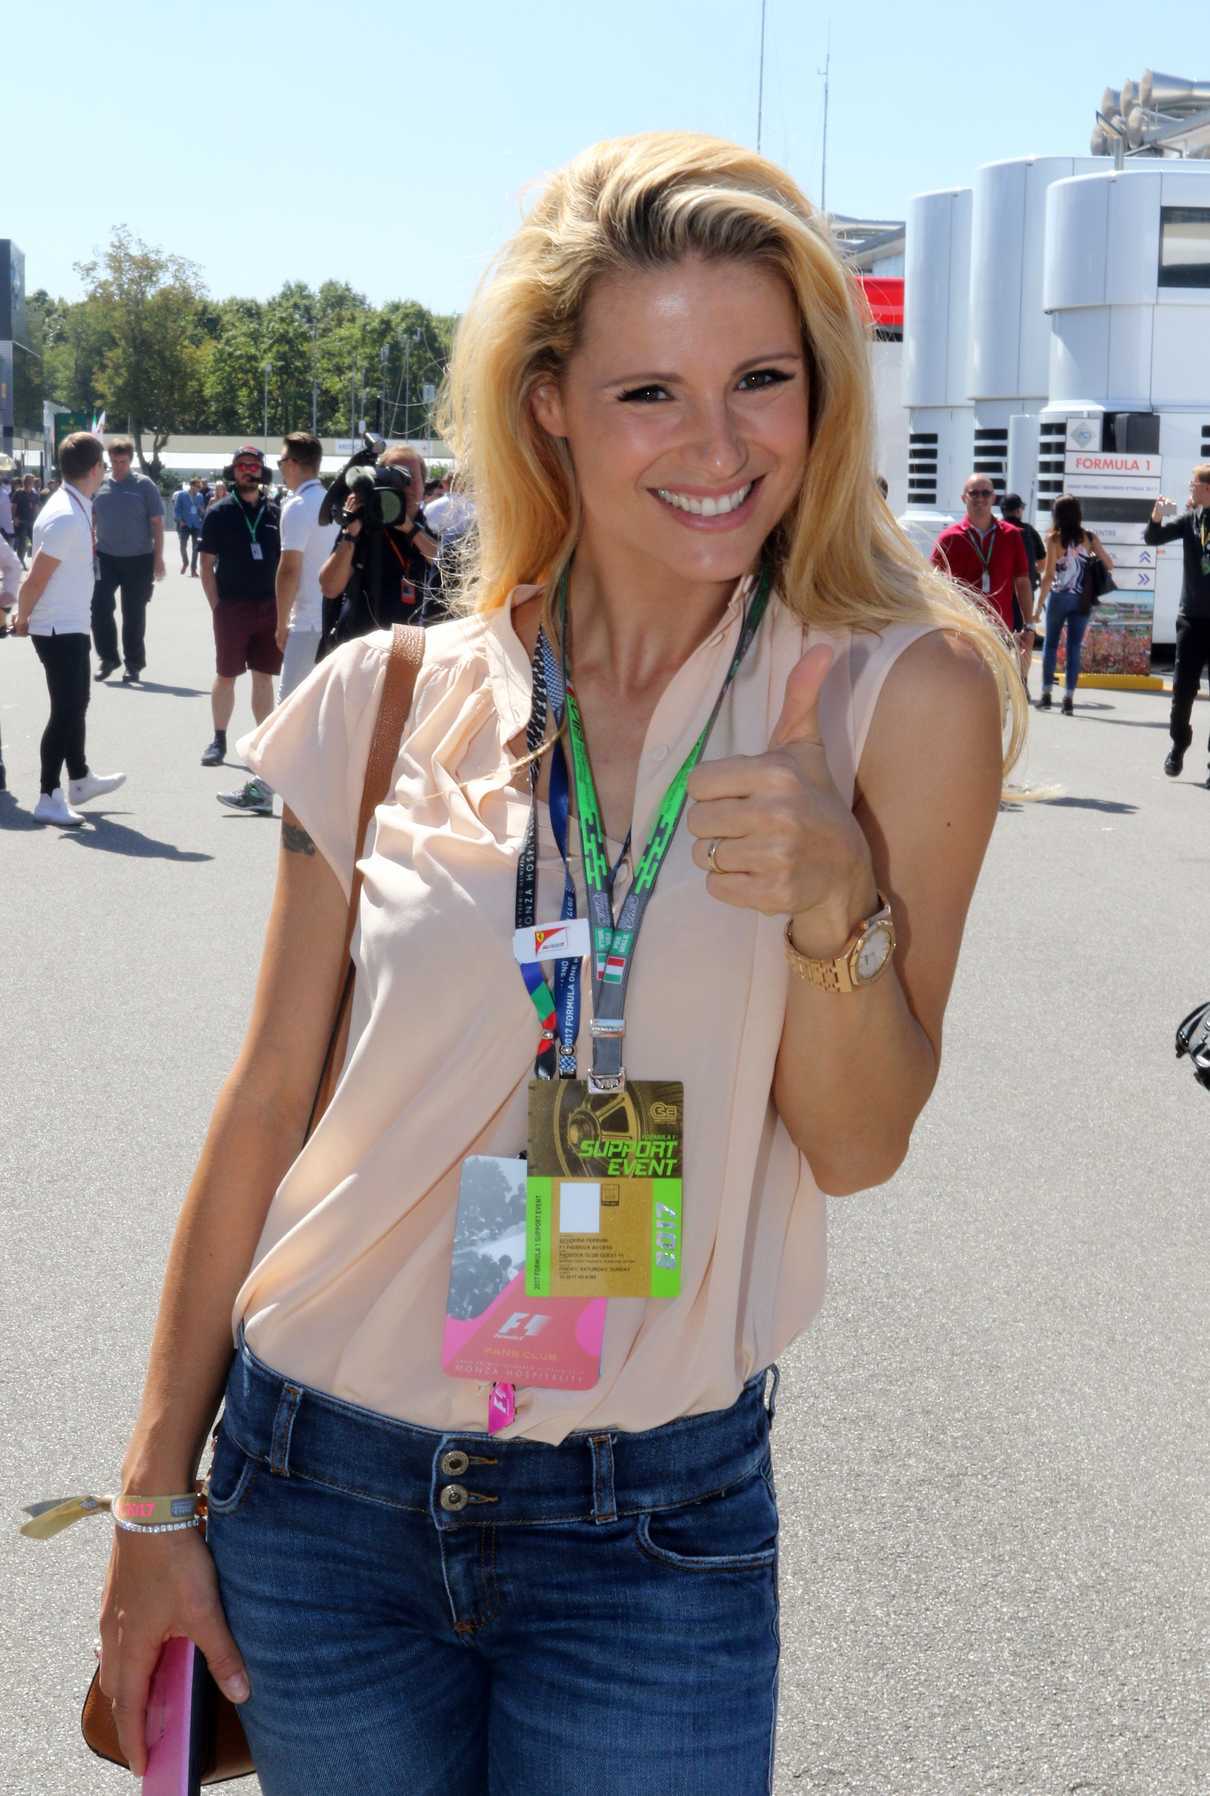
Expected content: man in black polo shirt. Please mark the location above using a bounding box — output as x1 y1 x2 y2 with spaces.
1145 466 1210 781
197 445 281 771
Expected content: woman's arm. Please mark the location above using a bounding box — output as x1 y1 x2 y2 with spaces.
100 813 350 1771
771 633 1002 1194
1090 532 1114 571
120 813 348 1490
1038 535 1058 603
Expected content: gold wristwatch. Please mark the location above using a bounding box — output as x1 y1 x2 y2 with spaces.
783 895 896 993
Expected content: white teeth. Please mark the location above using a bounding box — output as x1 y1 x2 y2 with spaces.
656 482 752 517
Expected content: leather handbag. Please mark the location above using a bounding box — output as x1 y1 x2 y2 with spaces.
80 624 426 1785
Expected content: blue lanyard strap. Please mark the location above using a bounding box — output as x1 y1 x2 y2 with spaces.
514 626 629 1080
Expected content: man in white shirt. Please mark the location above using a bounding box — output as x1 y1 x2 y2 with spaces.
216 431 336 814
13 433 126 827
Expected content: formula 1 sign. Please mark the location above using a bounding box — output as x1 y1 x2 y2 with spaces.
1064 453 1162 477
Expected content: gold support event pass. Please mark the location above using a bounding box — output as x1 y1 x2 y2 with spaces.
525 1080 684 1298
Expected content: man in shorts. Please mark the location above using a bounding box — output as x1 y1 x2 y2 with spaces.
197 445 281 778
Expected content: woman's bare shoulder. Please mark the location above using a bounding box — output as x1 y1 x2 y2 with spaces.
864 630 1001 777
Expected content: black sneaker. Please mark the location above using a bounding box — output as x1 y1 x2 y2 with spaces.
201 737 226 767
1061 694 1074 717
121 668 141 685
96 659 120 681
1165 748 1184 778
1038 690 1052 710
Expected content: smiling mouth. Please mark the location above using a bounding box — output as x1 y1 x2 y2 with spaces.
652 478 760 520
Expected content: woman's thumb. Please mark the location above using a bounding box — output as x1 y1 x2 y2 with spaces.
769 645 833 750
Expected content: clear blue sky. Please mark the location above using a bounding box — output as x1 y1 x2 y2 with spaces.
7 0 1193 314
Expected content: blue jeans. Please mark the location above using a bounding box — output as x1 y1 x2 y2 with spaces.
1042 590 1090 692
208 1335 781 1795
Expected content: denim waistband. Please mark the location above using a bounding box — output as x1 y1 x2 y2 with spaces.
220 1333 777 1531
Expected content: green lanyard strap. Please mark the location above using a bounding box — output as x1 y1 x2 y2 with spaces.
559 563 773 1093
238 501 266 543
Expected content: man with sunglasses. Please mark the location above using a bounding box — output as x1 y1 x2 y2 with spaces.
931 476 1033 643
197 445 282 785
91 436 165 683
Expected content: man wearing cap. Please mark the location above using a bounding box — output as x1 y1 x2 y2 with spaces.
197 445 281 774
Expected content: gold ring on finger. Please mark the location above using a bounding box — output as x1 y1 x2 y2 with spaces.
707 838 723 872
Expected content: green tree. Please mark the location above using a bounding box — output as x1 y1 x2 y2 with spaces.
74 226 209 473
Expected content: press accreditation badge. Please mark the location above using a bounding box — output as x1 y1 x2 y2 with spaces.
443 1157 605 1391
249 543 264 561
525 1080 683 1300
981 572 991 594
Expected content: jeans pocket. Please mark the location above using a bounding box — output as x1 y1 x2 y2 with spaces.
205 1423 258 1517
636 1466 778 1572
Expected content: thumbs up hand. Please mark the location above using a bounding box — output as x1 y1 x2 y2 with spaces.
686 643 877 925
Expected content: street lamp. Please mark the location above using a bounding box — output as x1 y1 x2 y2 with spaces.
262 361 271 446
379 342 390 437
403 329 421 441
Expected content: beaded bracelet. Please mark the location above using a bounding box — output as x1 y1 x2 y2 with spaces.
114 1515 201 1536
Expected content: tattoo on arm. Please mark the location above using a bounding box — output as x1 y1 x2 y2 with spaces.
282 821 316 856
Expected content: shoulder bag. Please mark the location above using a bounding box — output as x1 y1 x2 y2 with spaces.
1077 539 1115 615
80 623 426 1785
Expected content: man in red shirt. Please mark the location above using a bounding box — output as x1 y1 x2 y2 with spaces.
931 475 1034 641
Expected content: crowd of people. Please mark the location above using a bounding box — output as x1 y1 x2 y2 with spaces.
927 469 1210 778
0 432 473 816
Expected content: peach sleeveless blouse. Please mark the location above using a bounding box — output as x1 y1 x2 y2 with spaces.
233 583 937 1442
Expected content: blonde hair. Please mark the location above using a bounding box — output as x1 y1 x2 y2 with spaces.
438 131 1026 769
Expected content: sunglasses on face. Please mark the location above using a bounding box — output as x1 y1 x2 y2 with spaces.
966 488 994 498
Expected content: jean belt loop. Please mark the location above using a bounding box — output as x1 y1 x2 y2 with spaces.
764 1364 780 1425
269 1383 303 1477
588 1433 617 1523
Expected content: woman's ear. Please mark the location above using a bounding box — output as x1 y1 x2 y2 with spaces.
531 379 568 439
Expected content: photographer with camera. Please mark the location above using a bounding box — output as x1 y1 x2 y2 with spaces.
316 437 439 654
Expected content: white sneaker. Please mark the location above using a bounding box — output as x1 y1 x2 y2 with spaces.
33 788 86 828
68 771 126 806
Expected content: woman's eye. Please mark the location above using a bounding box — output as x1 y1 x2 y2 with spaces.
737 368 794 392
617 384 670 404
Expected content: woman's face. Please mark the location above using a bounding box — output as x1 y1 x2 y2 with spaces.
533 254 809 589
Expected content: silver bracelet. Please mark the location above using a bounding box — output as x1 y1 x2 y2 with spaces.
114 1515 201 1535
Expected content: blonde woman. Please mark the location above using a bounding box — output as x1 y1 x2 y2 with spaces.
98 134 1024 1793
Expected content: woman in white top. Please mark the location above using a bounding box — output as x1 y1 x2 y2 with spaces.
98 135 1025 1793
1037 493 1114 714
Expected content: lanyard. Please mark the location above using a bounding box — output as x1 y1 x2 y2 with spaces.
560 562 772 1093
66 487 96 557
237 500 266 543
514 630 628 1079
964 521 996 574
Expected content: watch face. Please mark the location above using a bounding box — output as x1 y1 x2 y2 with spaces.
854 922 893 984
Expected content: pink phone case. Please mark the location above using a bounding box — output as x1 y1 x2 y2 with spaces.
143 1637 206 1796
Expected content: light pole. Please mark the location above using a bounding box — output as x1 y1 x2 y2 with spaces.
262 361 271 447
403 329 420 441
379 342 389 436
310 319 318 434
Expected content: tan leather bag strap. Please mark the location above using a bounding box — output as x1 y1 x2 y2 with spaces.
307 625 425 1137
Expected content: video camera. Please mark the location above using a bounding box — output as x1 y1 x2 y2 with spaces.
319 431 411 532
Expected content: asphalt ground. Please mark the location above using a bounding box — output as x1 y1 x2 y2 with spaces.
1 565 1206 1795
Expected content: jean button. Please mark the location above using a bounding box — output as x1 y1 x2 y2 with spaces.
440 1484 470 1513
440 1450 470 1477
